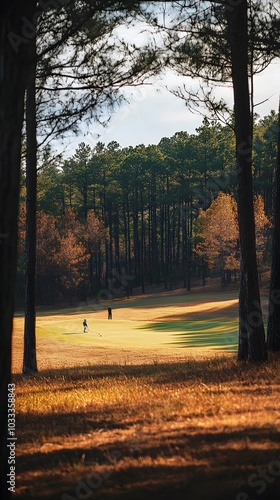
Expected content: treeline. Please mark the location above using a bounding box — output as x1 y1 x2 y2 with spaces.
17 113 277 304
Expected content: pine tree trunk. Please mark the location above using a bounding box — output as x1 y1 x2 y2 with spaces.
89 255 94 297
238 259 249 359
186 196 192 291
126 197 132 279
23 33 38 374
151 174 160 284
114 210 120 274
133 190 140 282
140 190 145 294
176 203 181 267
182 199 187 288
267 101 280 350
226 0 267 361
0 3 36 498
108 204 113 272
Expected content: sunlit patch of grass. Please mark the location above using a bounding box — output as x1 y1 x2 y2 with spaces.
15 355 280 438
14 292 241 369
16 354 275 413
141 319 238 351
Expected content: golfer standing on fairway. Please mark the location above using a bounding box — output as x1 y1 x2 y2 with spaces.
108 306 112 319
83 319 88 333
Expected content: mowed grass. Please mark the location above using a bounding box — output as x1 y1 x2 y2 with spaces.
13 289 280 499
36 317 238 351
13 289 240 366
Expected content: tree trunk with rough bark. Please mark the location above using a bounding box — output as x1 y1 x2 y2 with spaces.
23 33 38 374
267 101 280 351
0 3 37 498
225 0 267 361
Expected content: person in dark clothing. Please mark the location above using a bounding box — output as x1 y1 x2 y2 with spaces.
83 319 88 332
108 306 112 319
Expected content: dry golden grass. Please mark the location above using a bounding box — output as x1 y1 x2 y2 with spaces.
14 355 280 500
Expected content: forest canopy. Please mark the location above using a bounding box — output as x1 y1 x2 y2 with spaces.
17 112 276 304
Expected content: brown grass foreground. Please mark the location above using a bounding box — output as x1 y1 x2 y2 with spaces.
14 353 280 500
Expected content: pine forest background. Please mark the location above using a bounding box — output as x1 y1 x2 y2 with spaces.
17 112 277 305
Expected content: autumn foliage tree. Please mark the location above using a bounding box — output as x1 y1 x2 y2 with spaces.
195 191 271 286
36 211 60 304
254 194 272 279
195 192 239 284
18 206 107 304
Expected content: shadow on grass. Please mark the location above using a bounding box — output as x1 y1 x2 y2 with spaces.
16 404 280 447
14 354 280 500
61 332 86 336
15 469 280 500
14 353 275 393
15 289 239 318
139 319 238 351
13 357 242 390
15 423 280 500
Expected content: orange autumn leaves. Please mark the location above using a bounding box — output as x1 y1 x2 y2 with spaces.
18 207 107 297
18 192 271 295
195 192 271 276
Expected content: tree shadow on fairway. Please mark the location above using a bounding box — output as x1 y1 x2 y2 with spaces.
15 418 280 500
14 355 280 500
13 356 240 390
61 332 84 335
140 320 238 352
